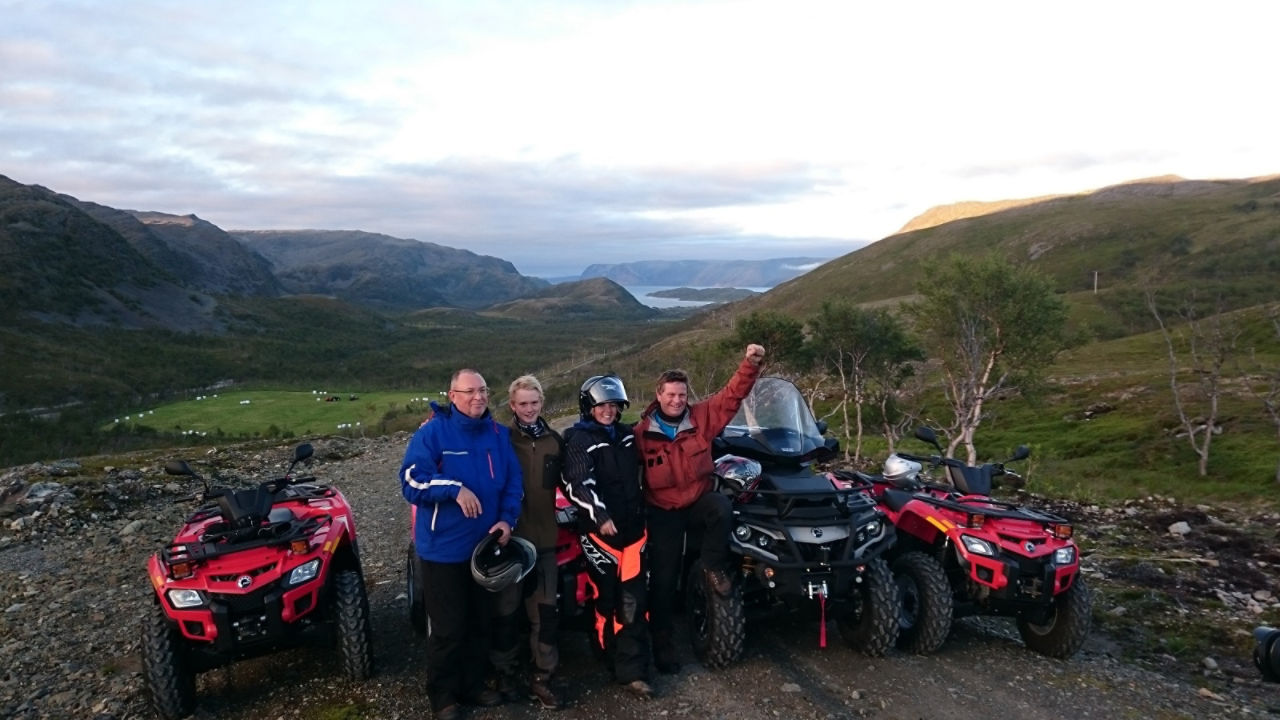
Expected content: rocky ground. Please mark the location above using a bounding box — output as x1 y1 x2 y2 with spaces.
1 433 1278 720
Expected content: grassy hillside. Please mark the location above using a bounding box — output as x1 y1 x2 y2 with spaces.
568 177 1280 506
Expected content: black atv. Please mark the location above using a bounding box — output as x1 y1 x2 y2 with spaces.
693 377 900 667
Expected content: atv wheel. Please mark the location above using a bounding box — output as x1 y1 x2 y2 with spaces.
1017 575 1093 659
836 557 899 657
141 602 197 720
333 568 374 679
892 551 952 654
687 559 745 669
406 544 426 635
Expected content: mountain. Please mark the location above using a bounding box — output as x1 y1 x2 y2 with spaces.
0 175 220 331
486 277 658 320
579 257 837 287
234 229 550 310
67 203 281 297
732 175 1280 332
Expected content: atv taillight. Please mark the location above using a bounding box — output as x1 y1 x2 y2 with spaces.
966 513 986 529
1050 524 1073 540
169 561 195 580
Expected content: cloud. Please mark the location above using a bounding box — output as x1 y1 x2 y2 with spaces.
3 0 1279 277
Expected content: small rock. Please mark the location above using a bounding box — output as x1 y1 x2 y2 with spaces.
1201 657 1218 670
1168 521 1192 536
1196 687 1225 701
1253 589 1274 602
781 683 801 693
120 520 144 536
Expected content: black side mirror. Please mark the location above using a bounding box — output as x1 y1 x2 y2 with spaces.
816 419 828 435
1010 445 1031 462
164 460 194 477
295 443 314 462
914 426 942 452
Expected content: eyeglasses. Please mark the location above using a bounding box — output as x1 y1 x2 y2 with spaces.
450 387 489 397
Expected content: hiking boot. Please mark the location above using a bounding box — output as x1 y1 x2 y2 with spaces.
624 679 654 700
529 673 564 710
461 688 503 707
705 566 732 596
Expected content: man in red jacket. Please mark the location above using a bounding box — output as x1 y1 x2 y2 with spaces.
634 343 765 674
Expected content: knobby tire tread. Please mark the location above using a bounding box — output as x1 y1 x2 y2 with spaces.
141 603 196 720
1017 575 1093 659
334 568 374 679
892 551 953 655
688 559 745 669
837 557 899 657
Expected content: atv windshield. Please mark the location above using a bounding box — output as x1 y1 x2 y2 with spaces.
719 377 826 461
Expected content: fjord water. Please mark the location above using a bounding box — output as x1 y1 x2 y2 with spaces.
622 285 770 308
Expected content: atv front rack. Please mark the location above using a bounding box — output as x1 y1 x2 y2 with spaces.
161 514 329 567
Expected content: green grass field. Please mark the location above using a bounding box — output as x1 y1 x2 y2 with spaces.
106 389 444 439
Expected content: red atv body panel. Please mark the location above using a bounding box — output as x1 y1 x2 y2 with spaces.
148 486 358 647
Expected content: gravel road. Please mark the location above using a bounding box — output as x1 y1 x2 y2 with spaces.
1 433 1277 720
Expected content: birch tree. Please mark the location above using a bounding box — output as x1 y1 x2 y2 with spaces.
905 255 1067 463
1146 290 1240 477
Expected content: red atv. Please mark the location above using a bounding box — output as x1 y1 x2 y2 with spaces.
862 427 1092 658
143 443 373 719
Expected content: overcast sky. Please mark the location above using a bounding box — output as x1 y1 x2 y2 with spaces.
3 1 1277 277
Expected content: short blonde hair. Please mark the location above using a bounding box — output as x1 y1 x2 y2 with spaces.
508 374 544 398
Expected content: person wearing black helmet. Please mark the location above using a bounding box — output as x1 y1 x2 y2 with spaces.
561 373 655 700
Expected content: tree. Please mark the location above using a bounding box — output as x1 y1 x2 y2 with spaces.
1146 290 1241 477
807 302 924 463
727 311 807 373
905 254 1067 463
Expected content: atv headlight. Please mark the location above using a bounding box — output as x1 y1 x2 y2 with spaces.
1053 546 1076 565
862 519 882 536
960 534 996 557
733 525 752 542
286 558 321 587
166 588 207 609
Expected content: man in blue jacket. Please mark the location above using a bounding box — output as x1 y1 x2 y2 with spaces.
401 368 524 720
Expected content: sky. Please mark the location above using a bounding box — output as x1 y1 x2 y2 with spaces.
2 1 1278 278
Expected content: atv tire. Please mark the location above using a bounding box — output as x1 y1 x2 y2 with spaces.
892 551 952 654
141 601 197 720
333 568 374 679
1017 575 1093 659
406 543 426 635
687 559 745 669
836 557 899 657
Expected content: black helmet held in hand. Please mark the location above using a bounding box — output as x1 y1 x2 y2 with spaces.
470 530 537 592
578 374 629 420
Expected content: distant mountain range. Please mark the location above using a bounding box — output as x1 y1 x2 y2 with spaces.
233 229 548 310
0 175 556 329
579 257 836 287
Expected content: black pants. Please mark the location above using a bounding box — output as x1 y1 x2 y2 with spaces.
524 549 561 676
419 557 521 711
581 531 651 683
646 491 732 638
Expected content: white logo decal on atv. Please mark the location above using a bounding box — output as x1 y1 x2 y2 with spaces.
811 527 823 538
237 575 252 589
